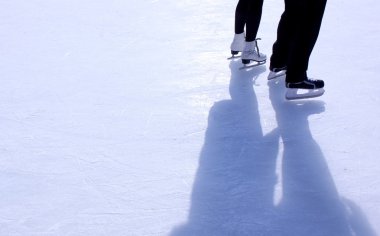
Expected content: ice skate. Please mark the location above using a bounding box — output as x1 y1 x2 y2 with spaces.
268 66 287 80
240 39 266 70
228 32 245 59
285 78 325 100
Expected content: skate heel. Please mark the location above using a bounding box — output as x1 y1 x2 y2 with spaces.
242 59 250 64
231 50 239 56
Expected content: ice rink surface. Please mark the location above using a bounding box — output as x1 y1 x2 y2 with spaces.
1 0 379 235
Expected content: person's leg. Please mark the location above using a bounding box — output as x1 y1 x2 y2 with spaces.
231 0 249 55
270 0 295 71
240 0 266 63
234 0 249 34
286 0 327 83
301 0 327 67
244 0 264 42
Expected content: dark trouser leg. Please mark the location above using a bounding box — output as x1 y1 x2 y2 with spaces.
234 0 248 34
245 0 264 42
235 0 264 41
286 0 327 82
270 9 292 70
271 0 327 83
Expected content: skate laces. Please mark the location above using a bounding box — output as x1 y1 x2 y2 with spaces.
247 38 264 58
254 38 262 55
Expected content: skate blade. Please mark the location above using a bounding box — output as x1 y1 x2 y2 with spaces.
227 55 241 60
227 50 242 60
268 70 286 80
239 60 266 70
285 88 325 100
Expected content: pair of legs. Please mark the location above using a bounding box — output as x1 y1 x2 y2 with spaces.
270 0 327 83
231 0 266 64
234 0 264 42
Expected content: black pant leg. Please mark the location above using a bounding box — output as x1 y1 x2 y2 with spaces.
303 0 327 63
235 0 248 34
245 0 264 42
286 0 327 82
270 9 291 70
235 0 249 34
235 0 264 41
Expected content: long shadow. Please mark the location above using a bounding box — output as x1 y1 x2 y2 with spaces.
170 62 376 235
268 79 376 236
171 61 280 235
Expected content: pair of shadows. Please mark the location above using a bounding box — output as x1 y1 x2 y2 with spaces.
171 61 376 236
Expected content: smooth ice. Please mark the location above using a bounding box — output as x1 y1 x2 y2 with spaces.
1 0 379 235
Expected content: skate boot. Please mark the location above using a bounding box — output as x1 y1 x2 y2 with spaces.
285 78 325 100
268 66 287 80
230 32 245 57
241 39 267 65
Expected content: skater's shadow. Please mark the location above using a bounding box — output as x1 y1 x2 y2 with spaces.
268 79 376 235
170 60 376 235
171 61 281 235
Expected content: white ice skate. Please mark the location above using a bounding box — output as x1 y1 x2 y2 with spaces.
268 66 287 80
285 78 325 100
229 32 245 59
239 39 266 69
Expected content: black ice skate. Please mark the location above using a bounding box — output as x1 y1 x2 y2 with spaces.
285 78 325 100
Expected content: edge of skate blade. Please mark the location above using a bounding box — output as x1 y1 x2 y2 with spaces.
239 60 266 70
267 71 286 80
227 55 241 60
227 50 242 60
285 88 325 100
